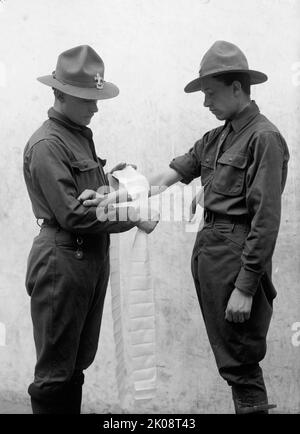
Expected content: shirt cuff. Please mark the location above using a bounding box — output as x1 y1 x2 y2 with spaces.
234 267 263 296
169 160 194 185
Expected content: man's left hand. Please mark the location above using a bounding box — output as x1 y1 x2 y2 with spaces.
225 288 253 323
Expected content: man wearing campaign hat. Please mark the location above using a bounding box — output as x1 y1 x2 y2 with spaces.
164 41 289 413
82 41 289 413
23 45 145 414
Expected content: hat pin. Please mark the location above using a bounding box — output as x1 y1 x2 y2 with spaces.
94 72 104 89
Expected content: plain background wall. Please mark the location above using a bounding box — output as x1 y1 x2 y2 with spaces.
0 0 299 413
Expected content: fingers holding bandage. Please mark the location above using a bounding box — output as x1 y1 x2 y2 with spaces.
96 200 159 234
78 166 160 234
78 187 132 208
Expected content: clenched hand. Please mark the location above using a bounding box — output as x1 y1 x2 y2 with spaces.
225 288 253 323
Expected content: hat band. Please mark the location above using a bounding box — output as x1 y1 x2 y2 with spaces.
52 70 104 89
199 65 250 78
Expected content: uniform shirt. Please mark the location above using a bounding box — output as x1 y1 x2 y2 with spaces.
170 101 289 296
23 108 134 235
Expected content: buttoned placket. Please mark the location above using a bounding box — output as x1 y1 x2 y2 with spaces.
80 128 108 186
213 123 232 169
201 124 233 193
200 123 233 224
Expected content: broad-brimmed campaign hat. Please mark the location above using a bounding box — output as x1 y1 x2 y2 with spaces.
184 41 268 93
37 45 119 100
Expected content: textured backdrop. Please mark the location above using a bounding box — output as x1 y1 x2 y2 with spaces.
0 0 299 414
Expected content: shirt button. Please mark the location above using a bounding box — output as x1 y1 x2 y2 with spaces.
206 158 209 163
229 158 233 162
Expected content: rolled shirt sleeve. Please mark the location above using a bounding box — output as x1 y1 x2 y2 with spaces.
28 140 135 234
235 132 289 295
169 138 203 184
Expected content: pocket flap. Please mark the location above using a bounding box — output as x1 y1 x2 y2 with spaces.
71 159 99 172
217 153 247 169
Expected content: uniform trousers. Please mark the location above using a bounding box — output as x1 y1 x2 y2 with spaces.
191 216 275 412
25 225 110 413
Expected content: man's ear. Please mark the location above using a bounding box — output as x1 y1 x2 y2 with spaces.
53 88 65 102
232 80 242 95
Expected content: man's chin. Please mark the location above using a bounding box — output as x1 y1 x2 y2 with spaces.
82 117 93 126
214 113 225 121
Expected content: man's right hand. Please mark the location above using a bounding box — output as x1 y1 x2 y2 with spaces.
78 188 131 208
78 189 159 234
77 189 103 206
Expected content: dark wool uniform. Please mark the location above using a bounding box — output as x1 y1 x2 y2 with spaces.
23 108 134 413
170 101 289 411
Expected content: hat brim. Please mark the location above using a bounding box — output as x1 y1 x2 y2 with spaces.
37 75 119 100
184 69 268 93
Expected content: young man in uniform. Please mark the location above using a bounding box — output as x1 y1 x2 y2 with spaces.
23 45 147 414
81 41 289 413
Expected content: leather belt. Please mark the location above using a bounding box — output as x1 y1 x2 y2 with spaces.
41 219 60 228
38 221 109 259
204 209 250 226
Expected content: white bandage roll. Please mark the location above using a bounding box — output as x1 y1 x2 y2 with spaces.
109 166 157 407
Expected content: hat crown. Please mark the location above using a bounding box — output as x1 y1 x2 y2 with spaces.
199 41 249 77
184 40 267 93
54 45 105 89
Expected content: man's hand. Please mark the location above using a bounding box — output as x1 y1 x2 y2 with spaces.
109 162 137 174
136 209 160 234
78 188 131 208
77 189 105 207
136 220 158 234
225 288 253 323
96 202 139 223
78 189 159 233
189 188 204 220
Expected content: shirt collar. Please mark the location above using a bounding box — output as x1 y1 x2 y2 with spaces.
230 100 260 133
48 107 85 132
47 107 107 167
48 108 94 142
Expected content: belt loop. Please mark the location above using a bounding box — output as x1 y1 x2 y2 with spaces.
231 223 235 232
212 212 215 226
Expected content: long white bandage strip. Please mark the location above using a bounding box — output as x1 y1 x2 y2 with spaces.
109 167 157 403
128 230 156 400
109 233 129 404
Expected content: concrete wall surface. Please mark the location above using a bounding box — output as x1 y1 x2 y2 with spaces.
0 0 299 414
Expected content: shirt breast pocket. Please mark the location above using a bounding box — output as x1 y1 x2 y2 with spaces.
212 153 247 196
71 159 101 192
200 157 214 187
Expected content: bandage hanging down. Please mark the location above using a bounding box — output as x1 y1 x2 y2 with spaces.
108 166 157 405
109 234 128 404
